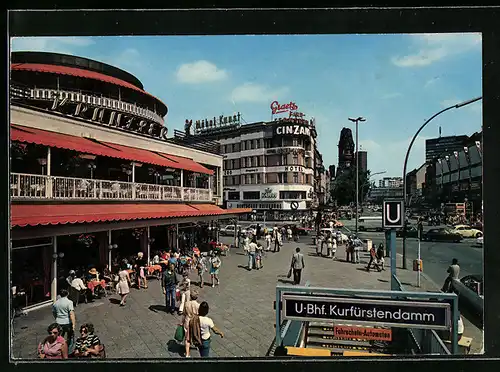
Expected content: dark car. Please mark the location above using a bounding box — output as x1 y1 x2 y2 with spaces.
461 274 483 296
422 228 463 243
396 226 419 238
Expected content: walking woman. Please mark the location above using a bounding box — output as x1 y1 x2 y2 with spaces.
196 301 224 358
38 323 68 359
209 252 221 288
183 289 200 358
116 261 131 307
135 252 148 289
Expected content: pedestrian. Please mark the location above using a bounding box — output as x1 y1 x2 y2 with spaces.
366 243 377 272
116 261 131 306
162 262 178 314
196 254 207 288
247 237 257 270
376 243 385 271
52 289 76 353
178 272 191 316
273 229 281 253
191 301 224 358
265 231 272 251
326 233 333 258
290 247 305 285
135 252 148 289
346 238 353 263
183 289 200 358
255 242 264 269
330 234 337 260
256 224 261 240
209 252 221 287
37 323 68 359
442 258 460 293
352 235 362 264
287 226 293 241
316 232 323 256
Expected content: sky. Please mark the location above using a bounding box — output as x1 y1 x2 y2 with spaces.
10 34 482 182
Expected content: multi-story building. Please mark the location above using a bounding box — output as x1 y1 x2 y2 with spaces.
405 163 427 205
425 134 482 215
9 51 250 309
367 186 404 203
336 128 355 177
425 135 469 163
172 116 321 219
355 150 368 174
378 177 403 188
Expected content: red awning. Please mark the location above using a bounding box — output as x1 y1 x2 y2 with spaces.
11 124 125 159
10 63 165 107
11 203 252 227
11 124 212 174
160 153 214 175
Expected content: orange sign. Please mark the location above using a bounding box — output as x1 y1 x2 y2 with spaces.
333 326 392 341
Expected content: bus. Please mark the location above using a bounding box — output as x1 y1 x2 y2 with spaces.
358 216 383 232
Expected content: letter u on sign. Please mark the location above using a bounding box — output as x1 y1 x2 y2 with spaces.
386 204 400 224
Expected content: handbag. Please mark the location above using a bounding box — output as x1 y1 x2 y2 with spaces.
287 268 292 278
174 324 185 342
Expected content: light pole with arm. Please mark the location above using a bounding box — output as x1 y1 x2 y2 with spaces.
348 116 366 235
401 97 482 269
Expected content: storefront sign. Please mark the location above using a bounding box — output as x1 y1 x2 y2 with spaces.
275 125 311 137
284 166 304 172
192 113 241 134
282 295 450 330
333 326 392 342
261 187 277 199
20 87 168 141
270 101 298 115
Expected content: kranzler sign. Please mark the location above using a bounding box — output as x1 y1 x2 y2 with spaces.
282 295 450 330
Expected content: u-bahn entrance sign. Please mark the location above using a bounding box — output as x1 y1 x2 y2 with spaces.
282 294 450 330
275 285 459 355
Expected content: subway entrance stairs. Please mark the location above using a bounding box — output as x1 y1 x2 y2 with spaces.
305 321 407 355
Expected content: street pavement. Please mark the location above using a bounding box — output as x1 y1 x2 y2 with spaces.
11 233 482 359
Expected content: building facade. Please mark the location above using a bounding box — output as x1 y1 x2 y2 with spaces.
172 116 321 219
9 52 250 309
425 135 469 163
405 163 427 205
425 136 482 215
378 177 403 188
355 150 368 174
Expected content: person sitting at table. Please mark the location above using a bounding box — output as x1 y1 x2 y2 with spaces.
152 251 160 265
66 270 77 289
86 267 106 297
73 323 102 358
135 252 148 289
70 271 89 302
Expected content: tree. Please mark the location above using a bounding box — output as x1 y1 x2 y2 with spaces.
331 168 370 206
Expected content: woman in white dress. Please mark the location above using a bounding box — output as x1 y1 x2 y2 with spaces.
116 262 131 307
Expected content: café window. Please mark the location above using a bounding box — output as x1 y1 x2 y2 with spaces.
228 191 240 200
243 191 260 200
293 172 299 183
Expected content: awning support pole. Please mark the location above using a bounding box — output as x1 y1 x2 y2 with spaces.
180 170 184 201
147 226 151 264
176 224 179 251
132 163 136 199
108 230 112 270
51 236 57 303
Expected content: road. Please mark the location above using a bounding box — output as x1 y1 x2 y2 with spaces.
340 219 483 289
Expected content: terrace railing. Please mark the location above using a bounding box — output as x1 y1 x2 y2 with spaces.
10 173 211 202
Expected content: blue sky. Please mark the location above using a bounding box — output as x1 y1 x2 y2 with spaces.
11 34 482 182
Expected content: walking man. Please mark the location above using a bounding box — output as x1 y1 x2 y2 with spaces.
162 263 178 314
442 258 460 293
290 247 305 285
52 289 76 353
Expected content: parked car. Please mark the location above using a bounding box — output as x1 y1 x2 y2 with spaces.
422 228 463 243
220 224 246 236
396 226 419 238
452 224 483 238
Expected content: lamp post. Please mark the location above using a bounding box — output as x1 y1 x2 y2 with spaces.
348 116 366 235
401 96 482 269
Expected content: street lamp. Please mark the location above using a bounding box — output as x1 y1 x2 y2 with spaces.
401 96 482 269
361 171 387 204
348 116 366 235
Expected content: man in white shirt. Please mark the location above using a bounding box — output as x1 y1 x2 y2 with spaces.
247 238 257 270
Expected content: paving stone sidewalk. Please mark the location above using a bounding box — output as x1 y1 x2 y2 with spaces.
10 235 455 359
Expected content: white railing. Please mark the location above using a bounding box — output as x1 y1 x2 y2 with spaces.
10 173 210 202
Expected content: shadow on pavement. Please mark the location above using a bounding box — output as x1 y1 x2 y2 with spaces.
108 298 121 305
277 279 295 285
377 279 389 283
235 252 247 256
237 265 250 271
166 339 184 357
148 304 166 313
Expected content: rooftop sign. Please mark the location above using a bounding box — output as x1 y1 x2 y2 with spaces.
188 113 241 135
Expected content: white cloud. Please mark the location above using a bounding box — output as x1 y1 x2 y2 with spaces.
424 76 440 88
176 60 227 84
10 36 95 55
392 32 481 68
380 92 402 99
230 82 289 103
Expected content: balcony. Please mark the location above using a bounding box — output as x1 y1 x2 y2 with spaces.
10 173 212 202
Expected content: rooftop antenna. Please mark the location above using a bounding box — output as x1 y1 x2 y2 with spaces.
439 126 442 138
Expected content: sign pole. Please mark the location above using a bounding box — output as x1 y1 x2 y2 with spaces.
275 287 282 347
417 239 421 288
390 229 397 291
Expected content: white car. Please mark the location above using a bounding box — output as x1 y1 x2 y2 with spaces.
320 228 348 243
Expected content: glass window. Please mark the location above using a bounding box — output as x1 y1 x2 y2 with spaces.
293 172 299 183
256 173 261 184
241 141 245 151
231 159 236 169
256 156 260 167
250 174 255 184
293 138 299 147
240 175 245 185
248 157 253 167
228 191 240 200
250 140 255 150
241 157 246 168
